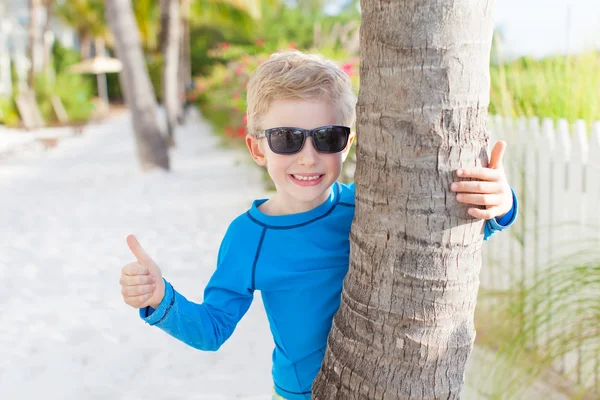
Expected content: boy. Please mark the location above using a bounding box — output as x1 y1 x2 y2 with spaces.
119 51 518 400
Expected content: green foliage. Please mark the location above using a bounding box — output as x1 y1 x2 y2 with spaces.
490 52 600 127
248 1 360 53
133 0 160 51
105 54 162 103
34 73 95 123
476 240 600 399
0 97 20 127
189 26 228 77
194 49 265 142
147 55 164 102
54 0 107 38
195 43 359 144
52 40 84 75
190 0 257 39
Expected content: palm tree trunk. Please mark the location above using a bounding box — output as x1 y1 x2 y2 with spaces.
312 0 495 398
105 0 169 171
178 0 192 124
27 0 41 90
80 32 91 59
160 0 181 146
41 0 54 75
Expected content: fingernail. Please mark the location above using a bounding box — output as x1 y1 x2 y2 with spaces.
450 183 458 191
457 194 463 201
457 169 463 176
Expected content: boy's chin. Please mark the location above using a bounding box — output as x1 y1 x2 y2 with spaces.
288 186 332 204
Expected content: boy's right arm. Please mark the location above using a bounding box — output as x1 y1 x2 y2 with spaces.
119 234 254 352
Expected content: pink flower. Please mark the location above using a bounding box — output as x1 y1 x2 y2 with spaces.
342 63 353 76
237 126 246 137
288 42 297 49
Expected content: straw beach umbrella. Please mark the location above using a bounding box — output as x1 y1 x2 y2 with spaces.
68 55 122 108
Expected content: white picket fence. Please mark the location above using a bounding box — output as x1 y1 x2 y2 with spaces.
482 115 600 395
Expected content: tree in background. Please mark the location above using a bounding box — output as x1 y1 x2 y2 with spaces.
312 0 496 397
105 0 169 171
28 0 41 89
159 0 181 146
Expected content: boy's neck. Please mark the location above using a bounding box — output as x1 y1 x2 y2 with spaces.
258 187 333 216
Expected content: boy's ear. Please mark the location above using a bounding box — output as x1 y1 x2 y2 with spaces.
341 131 355 163
246 134 267 166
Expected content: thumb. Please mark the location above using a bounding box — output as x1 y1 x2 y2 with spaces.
126 234 155 266
489 140 507 170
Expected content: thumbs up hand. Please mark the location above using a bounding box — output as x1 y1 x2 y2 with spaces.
450 140 514 220
120 235 165 309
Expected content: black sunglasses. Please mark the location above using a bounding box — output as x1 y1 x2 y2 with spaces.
256 125 351 155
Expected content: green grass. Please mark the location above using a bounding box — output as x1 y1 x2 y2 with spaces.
475 240 600 399
490 51 600 128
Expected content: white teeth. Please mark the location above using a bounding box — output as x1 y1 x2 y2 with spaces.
293 174 321 181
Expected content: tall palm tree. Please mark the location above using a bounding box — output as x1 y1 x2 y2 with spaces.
41 0 54 74
105 0 169 171
159 0 180 145
178 0 193 124
28 0 41 89
312 0 496 398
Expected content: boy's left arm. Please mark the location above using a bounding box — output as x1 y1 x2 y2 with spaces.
450 140 518 241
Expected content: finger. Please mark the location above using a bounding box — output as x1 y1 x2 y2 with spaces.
120 273 155 286
125 292 153 308
456 193 502 207
456 167 501 181
468 206 502 220
450 181 502 194
122 283 156 297
489 140 507 170
126 235 155 266
122 262 149 276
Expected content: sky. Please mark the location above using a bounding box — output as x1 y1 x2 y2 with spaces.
495 0 600 58
326 0 600 59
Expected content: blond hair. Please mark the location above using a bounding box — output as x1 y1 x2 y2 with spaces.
246 51 357 136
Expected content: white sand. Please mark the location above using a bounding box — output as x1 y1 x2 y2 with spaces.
0 111 273 399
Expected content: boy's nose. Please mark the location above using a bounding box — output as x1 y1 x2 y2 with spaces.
298 137 319 166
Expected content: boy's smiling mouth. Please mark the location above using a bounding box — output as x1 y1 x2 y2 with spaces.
290 174 325 186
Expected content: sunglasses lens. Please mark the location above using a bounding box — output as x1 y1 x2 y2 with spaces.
314 126 349 153
268 128 304 154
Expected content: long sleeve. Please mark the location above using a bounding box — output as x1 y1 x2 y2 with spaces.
139 228 254 351
483 187 519 241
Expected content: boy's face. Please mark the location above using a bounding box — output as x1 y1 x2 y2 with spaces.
246 99 354 214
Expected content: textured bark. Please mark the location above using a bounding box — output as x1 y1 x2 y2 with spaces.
312 1 495 399
41 0 54 74
160 0 181 145
178 0 192 124
80 33 91 59
28 0 41 89
105 0 169 171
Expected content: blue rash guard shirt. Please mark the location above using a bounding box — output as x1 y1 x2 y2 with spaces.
140 182 518 400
